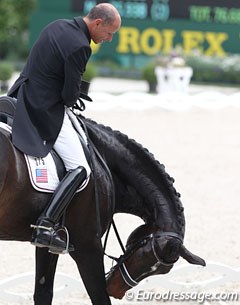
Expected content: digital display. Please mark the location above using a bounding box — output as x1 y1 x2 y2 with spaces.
71 0 240 24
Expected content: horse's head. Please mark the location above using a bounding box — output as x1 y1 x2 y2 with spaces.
106 224 205 299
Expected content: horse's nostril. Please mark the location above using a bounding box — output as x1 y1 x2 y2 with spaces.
154 237 182 264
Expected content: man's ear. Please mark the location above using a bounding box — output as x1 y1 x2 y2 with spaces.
95 19 103 26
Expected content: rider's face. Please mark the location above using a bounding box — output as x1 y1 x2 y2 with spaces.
90 18 121 44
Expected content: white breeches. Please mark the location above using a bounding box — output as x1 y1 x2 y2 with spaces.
53 109 91 176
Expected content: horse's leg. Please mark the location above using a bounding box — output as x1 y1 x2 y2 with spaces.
33 247 59 305
70 239 111 305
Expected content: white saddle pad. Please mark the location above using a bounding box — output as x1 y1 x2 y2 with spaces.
24 154 89 193
0 121 89 193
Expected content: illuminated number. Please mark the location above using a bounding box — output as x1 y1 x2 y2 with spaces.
135 2 147 19
189 6 211 23
125 2 147 19
214 7 228 24
151 0 170 21
228 8 240 24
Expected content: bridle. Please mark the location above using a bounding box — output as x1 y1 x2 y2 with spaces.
108 231 183 288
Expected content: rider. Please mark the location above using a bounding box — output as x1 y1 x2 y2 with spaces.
8 3 121 254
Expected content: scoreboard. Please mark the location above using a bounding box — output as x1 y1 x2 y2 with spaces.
72 0 240 24
30 0 240 68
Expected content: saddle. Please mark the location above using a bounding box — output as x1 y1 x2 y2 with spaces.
0 95 16 126
0 95 90 193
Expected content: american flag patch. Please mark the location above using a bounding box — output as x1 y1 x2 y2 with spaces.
36 168 48 183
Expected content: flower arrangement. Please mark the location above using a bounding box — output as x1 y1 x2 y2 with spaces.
155 48 186 68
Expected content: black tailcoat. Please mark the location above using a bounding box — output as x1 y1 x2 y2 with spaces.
8 17 91 157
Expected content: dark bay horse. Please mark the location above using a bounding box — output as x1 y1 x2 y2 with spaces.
0 97 205 305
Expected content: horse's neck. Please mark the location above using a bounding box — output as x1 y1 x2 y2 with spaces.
85 118 185 237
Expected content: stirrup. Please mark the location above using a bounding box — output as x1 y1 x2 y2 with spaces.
48 226 71 255
30 224 73 255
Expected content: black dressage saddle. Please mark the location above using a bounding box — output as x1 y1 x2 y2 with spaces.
0 95 16 126
0 95 89 180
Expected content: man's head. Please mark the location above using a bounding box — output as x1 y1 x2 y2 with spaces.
83 3 121 44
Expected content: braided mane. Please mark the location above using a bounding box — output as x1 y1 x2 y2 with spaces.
83 116 185 236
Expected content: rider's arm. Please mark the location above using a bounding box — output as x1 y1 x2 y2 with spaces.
61 46 91 107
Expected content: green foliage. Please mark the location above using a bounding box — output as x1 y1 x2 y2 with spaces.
82 62 98 82
142 62 157 84
0 62 14 81
185 54 240 85
142 52 240 86
0 0 37 60
141 62 158 93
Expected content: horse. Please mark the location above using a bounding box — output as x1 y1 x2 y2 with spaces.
0 96 205 305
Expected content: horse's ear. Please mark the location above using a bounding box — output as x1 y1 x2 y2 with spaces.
180 245 206 266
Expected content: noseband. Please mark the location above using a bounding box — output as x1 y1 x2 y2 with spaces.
116 231 183 288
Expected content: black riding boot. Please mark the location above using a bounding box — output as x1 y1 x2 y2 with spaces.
31 166 87 254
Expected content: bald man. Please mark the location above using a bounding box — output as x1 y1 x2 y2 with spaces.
8 3 121 254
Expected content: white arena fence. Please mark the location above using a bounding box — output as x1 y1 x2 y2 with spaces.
83 91 240 112
0 261 239 304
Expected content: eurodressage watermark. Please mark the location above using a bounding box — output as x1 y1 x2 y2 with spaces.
121 261 240 304
125 290 240 304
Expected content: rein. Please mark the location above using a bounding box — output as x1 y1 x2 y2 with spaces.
73 109 116 239
72 105 125 260
73 106 126 258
